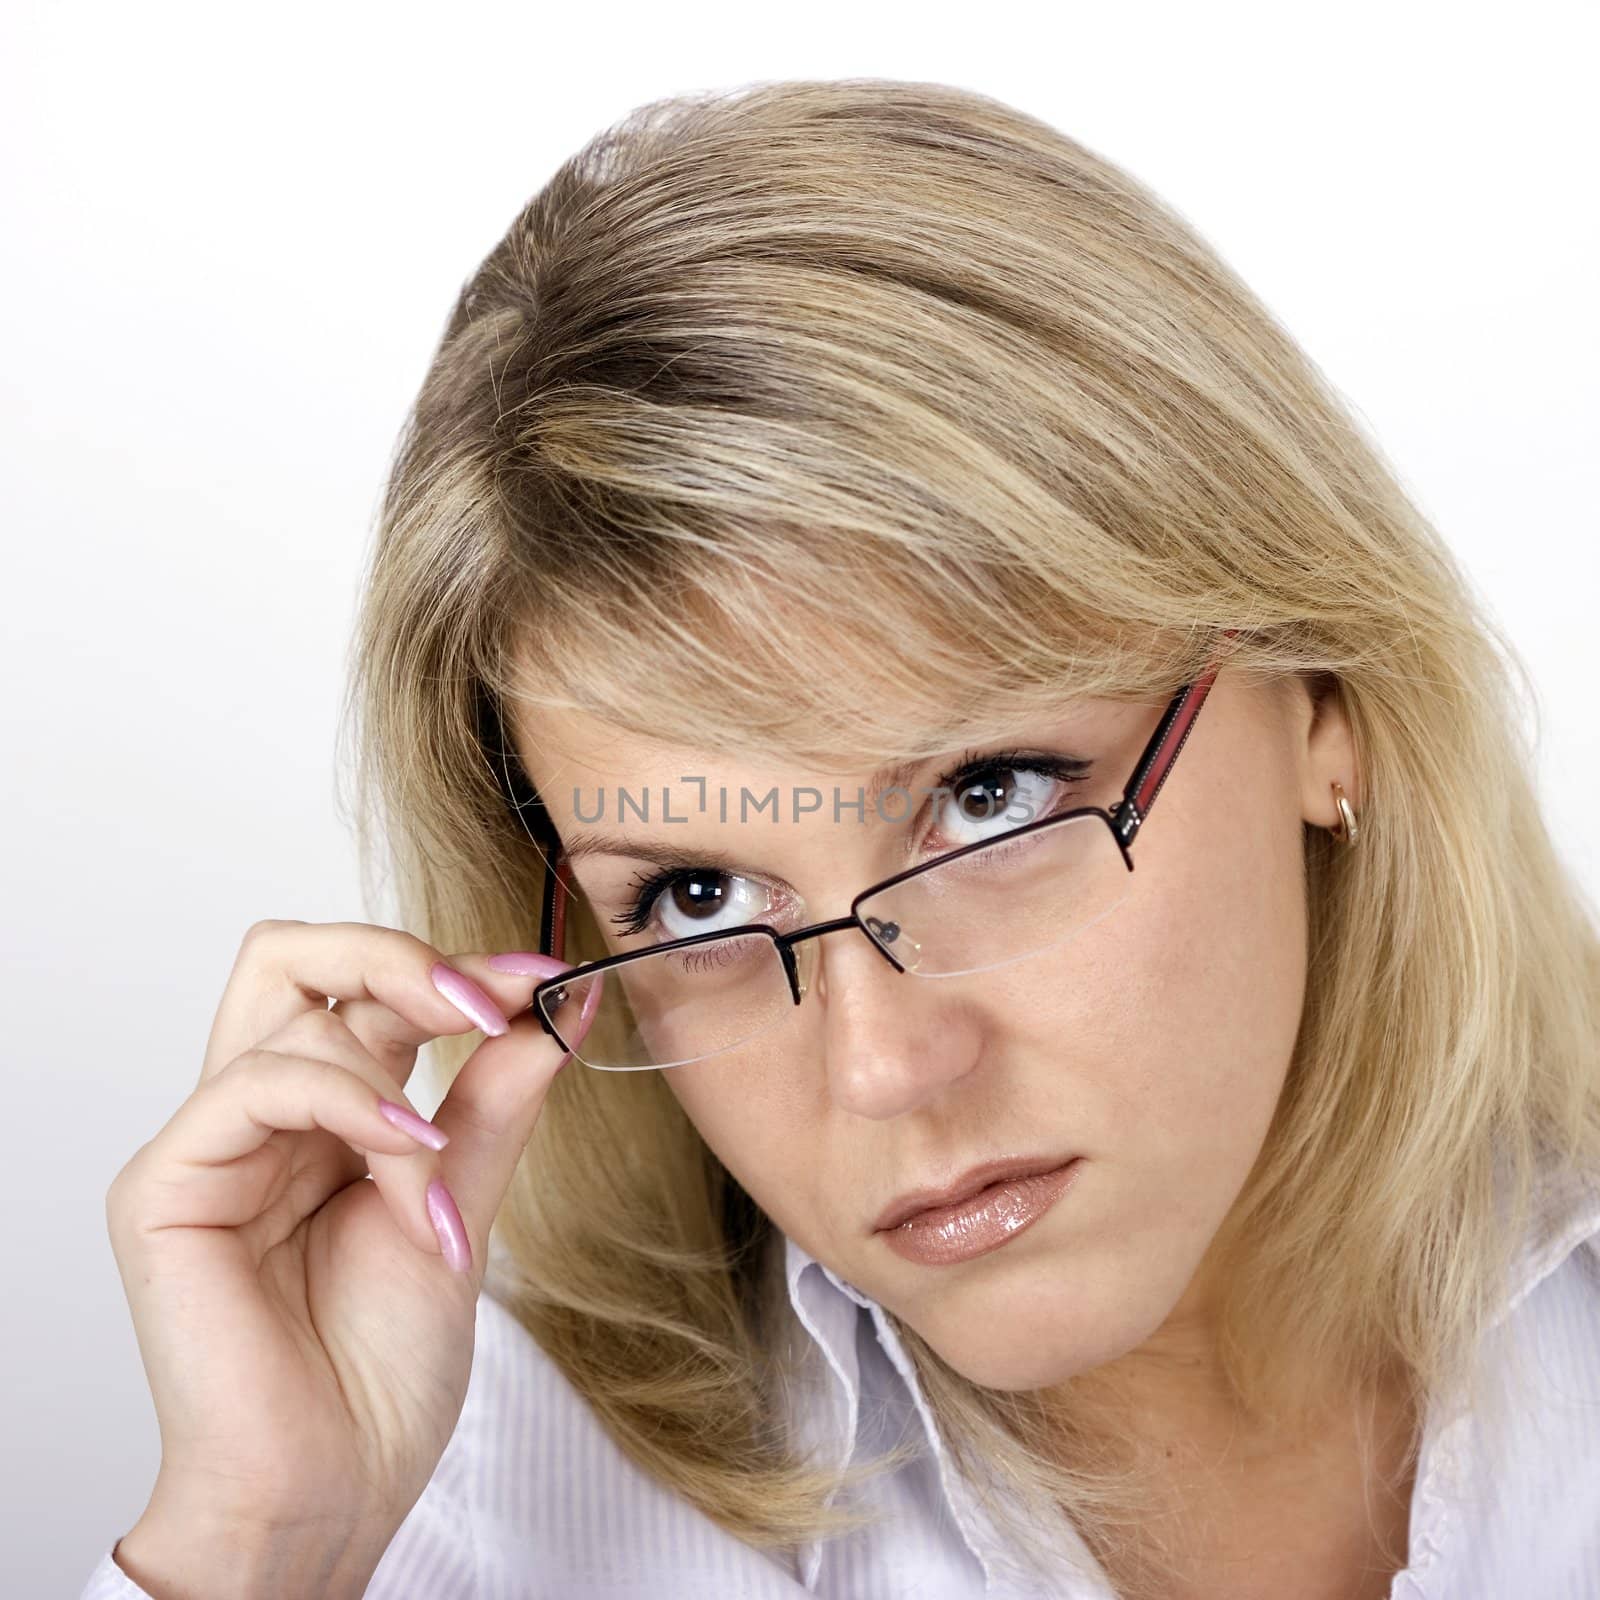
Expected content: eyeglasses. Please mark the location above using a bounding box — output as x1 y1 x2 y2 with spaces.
479 632 1236 1070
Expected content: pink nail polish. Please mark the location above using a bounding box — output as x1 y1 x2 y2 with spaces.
486 951 575 980
377 1098 449 1151
489 953 598 1068
425 1177 473 1273
430 961 509 1037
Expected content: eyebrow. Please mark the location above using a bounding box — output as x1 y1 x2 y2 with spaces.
556 753 939 868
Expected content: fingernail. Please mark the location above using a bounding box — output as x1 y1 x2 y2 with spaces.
377 1099 449 1151
431 961 509 1037
425 1177 473 1273
490 953 597 1068
486 951 575 980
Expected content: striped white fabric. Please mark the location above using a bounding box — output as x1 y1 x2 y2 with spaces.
81 1163 1600 1599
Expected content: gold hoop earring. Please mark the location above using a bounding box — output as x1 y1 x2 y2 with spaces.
1329 780 1360 844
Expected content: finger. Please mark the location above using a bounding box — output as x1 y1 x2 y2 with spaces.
327 949 561 1086
250 1008 456 1261
200 920 513 1085
145 1012 456 1260
125 1049 448 1257
427 954 600 1244
311 950 562 1232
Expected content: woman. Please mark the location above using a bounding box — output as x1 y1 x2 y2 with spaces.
82 79 1600 1600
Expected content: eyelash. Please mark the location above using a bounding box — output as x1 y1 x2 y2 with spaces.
606 746 1093 938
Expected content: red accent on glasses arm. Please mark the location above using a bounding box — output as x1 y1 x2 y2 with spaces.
1112 628 1239 848
540 852 574 964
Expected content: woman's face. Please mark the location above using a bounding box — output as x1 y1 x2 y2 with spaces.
507 666 1356 1390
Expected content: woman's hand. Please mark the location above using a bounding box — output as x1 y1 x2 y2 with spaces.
102 920 587 1596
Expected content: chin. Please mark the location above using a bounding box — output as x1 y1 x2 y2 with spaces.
907 1312 1086 1394
907 1256 1173 1393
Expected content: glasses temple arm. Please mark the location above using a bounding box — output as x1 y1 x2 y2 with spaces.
1110 630 1238 848
539 846 572 963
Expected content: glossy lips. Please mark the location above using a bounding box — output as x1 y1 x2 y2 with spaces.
875 1158 1083 1266
872 1154 1078 1232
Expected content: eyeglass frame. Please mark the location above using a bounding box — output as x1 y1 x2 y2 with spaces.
478 629 1239 1061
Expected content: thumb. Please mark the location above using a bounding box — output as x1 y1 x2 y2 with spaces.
427 952 596 1239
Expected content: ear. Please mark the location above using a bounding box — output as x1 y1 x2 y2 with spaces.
1287 672 1361 831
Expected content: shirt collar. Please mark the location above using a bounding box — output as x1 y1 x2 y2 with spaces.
778 1154 1600 1594
1490 1151 1600 1329
782 1230 1025 1591
1400 1155 1600 1590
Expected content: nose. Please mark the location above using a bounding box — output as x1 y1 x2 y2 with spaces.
810 926 984 1120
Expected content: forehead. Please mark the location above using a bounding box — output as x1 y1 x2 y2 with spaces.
503 701 911 811
505 702 670 783
502 692 1147 798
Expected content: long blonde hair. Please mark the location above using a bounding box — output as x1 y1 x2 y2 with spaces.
341 78 1600 1594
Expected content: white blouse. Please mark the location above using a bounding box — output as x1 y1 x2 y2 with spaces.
81 1164 1600 1599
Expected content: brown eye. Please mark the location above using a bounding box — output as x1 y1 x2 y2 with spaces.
933 764 1068 846
668 872 732 921
612 868 776 943
954 771 1016 821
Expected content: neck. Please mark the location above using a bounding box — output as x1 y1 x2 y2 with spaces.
1047 1304 1421 1600
1027 1244 1424 1598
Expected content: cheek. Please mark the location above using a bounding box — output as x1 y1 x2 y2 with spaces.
1079 804 1310 1215
659 1058 821 1225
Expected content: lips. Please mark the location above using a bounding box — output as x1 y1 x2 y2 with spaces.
872 1154 1079 1233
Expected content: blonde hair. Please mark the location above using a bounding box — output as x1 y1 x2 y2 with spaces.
341 78 1600 1595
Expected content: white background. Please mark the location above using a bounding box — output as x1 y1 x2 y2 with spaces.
4 2 1596 1591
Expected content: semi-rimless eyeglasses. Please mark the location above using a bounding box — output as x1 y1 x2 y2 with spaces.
479 630 1238 1070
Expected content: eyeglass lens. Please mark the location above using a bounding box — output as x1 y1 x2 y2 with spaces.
539 814 1130 1071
